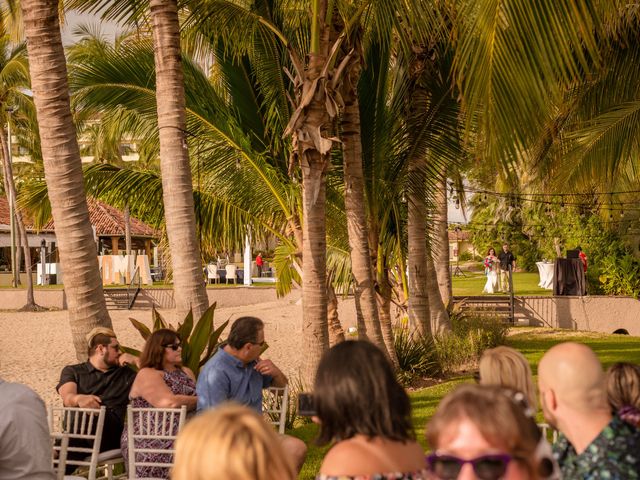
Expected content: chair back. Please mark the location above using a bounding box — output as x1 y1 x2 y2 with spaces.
225 264 237 279
126 405 187 478
262 385 289 434
206 265 218 280
48 405 106 480
537 422 559 444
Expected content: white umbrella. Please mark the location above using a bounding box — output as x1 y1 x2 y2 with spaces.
243 232 252 286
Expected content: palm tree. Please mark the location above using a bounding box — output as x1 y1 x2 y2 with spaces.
0 37 42 309
148 0 208 319
21 0 112 360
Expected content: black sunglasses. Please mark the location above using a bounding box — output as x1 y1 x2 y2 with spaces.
427 453 513 480
163 343 182 351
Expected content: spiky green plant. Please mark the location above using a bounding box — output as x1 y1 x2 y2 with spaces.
125 303 228 377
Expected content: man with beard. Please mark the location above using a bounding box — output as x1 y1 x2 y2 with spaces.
538 342 640 478
57 327 138 468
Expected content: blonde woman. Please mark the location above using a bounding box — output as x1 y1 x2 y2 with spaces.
172 403 296 480
478 346 559 479
479 346 537 410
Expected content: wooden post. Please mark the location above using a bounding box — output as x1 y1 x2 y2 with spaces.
111 236 120 254
144 239 152 260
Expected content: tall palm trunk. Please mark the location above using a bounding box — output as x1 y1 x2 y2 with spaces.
284 0 332 384
0 129 37 308
341 54 386 352
407 153 431 336
427 246 450 333
22 0 112 359
300 155 329 382
433 169 452 307
326 282 345 346
124 204 132 255
150 0 208 319
376 249 399 368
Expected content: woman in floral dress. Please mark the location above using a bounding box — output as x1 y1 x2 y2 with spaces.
121 329 197 479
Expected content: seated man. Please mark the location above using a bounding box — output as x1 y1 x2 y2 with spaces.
0 375 55 480
538 342 640 478
57 327 137 464
197 316 307 471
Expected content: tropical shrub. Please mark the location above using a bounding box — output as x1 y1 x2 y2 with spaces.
124 303 228 377
433 314 509 374
393 314 509 384
393 328 442 385
599 254 640 297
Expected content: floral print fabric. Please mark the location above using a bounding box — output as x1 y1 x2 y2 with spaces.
553 415 640 479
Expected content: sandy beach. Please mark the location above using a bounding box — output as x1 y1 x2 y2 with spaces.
0 289 356 406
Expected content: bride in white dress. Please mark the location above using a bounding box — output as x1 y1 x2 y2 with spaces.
483 248 500 294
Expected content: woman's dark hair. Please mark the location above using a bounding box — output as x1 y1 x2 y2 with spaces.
140 329 181 370
314 340 414 445
227 317 264 349
487 247 496 255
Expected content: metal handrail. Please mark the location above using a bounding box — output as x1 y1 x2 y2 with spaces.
127 266 141 309
508 264 515 323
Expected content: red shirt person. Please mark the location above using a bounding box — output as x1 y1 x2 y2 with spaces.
256 253 264 276
577 246 588 272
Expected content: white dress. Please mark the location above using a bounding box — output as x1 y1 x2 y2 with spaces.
483 257 499 294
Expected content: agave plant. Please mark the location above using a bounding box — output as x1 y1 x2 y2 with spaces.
124 303 228 377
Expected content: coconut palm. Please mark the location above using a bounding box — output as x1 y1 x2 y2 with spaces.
20 0 112 360
0 36 43 309
147 0 209 319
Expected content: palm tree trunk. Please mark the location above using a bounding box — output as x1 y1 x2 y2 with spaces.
22 0 112 359
287 0 332 385
341 64 386 352
300 160 329 382
427 247 450 333
326 282 345 346
375 255 399 368
407 154 431 336
150 0 208 320
433 170 452 307
124 204 132 255
14 224 22 286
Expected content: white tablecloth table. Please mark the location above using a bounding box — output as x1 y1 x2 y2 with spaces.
536 262 555 290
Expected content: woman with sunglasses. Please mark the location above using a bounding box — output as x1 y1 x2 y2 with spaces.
426 384 541 480
121 328 197 479
314 341 428 479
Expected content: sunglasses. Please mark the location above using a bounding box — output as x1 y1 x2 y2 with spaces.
427 453 513 480
163 343 182 351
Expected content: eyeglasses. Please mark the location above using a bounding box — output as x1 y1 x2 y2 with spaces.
108 344 121 352
163 343 182 351
251 340 266 347
427 453 513 480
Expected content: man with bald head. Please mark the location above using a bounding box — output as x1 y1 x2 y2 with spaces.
538 342 640 478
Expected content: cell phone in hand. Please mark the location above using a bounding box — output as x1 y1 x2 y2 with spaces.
297 392 316 417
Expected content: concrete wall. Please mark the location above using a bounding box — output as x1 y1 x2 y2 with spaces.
0 288 67 310
515 296 640 335
137 287 283 310
0 287 282 311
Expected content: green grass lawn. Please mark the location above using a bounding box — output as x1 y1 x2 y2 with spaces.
452 272 552 296
291 329 640 479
